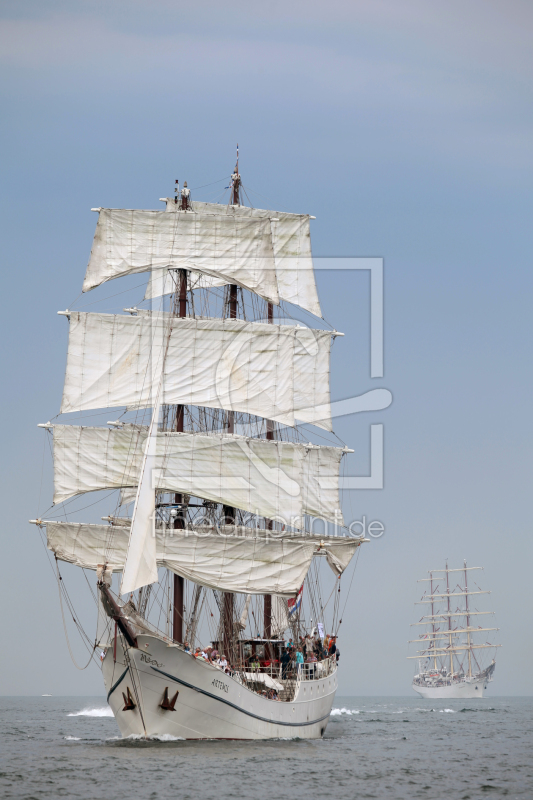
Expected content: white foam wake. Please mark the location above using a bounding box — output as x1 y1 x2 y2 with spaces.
331 706 457 716
67 706 114 717
64 736 81 740
331 707 360 716
107 733 185 741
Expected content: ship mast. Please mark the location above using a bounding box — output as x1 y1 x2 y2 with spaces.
221 146 241 661
171 181 191 644
264 188 274 646
224 145 276 650
409 566 501 675
445 561 454 676
222 280 236 659
429 571 437 670
464 560 472 677
264 310 274 646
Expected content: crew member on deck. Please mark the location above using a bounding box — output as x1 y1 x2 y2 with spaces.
281 647 291 679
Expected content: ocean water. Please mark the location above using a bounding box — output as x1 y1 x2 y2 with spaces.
1 696 531 799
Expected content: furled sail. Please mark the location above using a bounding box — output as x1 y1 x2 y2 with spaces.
44 521 362 595
51 424 346 525
83 209 280 303
144 200 321 318
60 312 334 431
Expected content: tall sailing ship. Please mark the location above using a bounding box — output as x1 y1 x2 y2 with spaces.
31 154 365 739
409 562 500 699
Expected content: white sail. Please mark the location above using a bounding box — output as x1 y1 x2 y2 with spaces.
44 521 362 595
60 312 334 430
271 595 290 637
323 540 360 575
302 445 344 521
114 299 169 594
237 594 252 630
145 200 321 317
120 397 161 595
84 208 279 300
50 424 346 525
119 487 137 506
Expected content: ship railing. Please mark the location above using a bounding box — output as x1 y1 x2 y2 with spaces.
280 656 337 701
239 655 336 682
236 654 336 701
231 655 337 702
299 655 336 681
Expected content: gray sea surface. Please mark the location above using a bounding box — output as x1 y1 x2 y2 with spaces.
1 695 531 799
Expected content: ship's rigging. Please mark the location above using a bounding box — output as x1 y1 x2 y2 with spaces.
408 561 500 697
31 152 364 721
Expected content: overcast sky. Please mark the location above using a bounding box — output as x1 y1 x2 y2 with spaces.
1 1 532 696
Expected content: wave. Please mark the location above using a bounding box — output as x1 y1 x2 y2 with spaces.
331 708 360 715
67 706 114 717
64 736 81 740
331 706 456 716
272 737 302 740
459 707 496 713
107 733 185 742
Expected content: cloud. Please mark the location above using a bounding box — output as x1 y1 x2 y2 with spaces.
0 1 532 172
2 0 533 76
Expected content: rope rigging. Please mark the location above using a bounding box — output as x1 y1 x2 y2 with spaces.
33 157 363 714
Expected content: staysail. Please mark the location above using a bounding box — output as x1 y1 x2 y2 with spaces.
119 396 161 595
50 424 346 525
59 312 335 430
44 521 362 595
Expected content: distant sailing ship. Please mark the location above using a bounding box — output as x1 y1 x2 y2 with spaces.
409 562 500 699
31 152 366 739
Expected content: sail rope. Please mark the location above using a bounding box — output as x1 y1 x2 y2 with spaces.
316 576 338 619
40 191 359 669
121 642 147 732
71 280 149 311
82 568 98 604
40 489 118 522
34 431 105 669
241 185 255 210
335 545 361 636
35 525 99 670
189 175 231 192
54 557 97 670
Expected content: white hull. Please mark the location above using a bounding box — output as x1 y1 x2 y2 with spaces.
412 678 488 699
103 634 337 739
